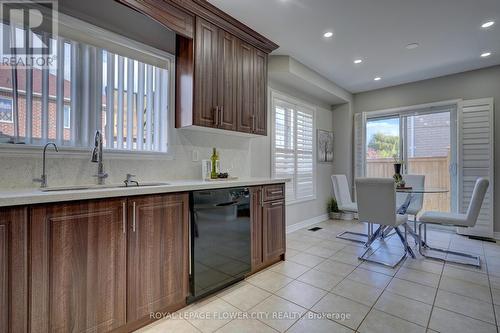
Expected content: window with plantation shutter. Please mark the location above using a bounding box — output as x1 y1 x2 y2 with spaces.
272 91 316 202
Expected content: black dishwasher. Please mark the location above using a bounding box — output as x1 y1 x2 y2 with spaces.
188 187 251 303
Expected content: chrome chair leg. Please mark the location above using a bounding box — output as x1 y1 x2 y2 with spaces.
417 223 481 268
359 225 407 268
336 221 371 244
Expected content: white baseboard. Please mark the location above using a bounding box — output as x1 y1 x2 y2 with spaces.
286 214 329 234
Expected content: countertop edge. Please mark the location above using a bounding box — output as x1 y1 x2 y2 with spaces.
0 179 288 207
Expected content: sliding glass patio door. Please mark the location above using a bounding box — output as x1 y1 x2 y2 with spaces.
364 108 457 215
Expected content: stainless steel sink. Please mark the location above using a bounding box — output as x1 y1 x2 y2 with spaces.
40 182 170 192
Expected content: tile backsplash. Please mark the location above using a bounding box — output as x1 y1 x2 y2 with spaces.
0 129 252 189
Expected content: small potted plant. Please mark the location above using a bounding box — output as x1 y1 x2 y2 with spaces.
327 197 342 219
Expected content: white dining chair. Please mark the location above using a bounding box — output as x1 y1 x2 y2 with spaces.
395 174 425 235
418 177 489 267
356 178 409 268
331 174 371 243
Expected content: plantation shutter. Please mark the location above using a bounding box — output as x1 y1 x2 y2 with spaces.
456 98 494 238
274 102 296 200
354 112 366 179
296 108 315 199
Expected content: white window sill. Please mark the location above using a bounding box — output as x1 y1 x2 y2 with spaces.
286 195 317 206
0 144 174 160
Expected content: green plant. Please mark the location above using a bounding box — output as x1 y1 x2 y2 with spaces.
327 197 339 213
393 155 405 164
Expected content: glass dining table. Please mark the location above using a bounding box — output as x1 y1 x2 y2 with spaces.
367 187 450 259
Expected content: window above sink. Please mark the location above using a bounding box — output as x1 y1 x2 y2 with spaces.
0 6 174 156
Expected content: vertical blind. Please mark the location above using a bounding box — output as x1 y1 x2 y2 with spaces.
273 96 315 201
0 18 171 153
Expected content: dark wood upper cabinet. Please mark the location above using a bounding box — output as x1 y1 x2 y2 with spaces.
127 193 189 323
218 30 238 131
236 40 255 134
30 199 127 333
0 207 28 333
262 200 286 263
253 49 268 135
194 18 219 128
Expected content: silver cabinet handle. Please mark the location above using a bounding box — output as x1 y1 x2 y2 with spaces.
213 107 218 126
132 201 136 232
251 114 256 133
219 106 224 126
271 201 283 206
270 191 282 195
122 201 126 234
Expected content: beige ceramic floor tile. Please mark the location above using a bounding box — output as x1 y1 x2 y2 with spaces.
331 279 384 307
304 245 339 258
346 267 392 289
246 270 293 293
314 259 357 277
288 252 326 268
275 280 327 309
185 298 240 333
395 267 441 288
434 289 495 324
386 278 437 305
215 319 277 333
374 291 432 327
287 311 354 333
296 268 345 291
249 295 306 332
268 261 310 279
358 309 426 333
135 318 200 333
439 276 491 302
311 293 370 330
219 283 271 311
402 259 443 275
428 307 496 333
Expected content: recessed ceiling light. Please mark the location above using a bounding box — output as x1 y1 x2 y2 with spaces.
323 31 334 38
354 59 363 64
481 52 492 57
406 43 420 50
481 21 495 28
374 77 381 81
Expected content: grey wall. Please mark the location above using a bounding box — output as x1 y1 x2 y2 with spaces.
347 65 500 231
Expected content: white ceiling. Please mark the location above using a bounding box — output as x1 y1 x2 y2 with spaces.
208 0 500 93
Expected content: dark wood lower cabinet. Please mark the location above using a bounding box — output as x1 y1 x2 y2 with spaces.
127 193 189 323
0 207 28 333
251 185 286 272
263 200 286 262
250 187 263 271
30 199 127 333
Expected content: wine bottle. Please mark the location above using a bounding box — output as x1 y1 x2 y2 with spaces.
210 148 219 179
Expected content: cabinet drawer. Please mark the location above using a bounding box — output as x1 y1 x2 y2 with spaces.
262 184 285 202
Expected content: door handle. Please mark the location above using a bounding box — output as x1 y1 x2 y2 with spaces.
132 201 136 232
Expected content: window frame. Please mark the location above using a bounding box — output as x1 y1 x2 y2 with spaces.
0 12 176 160
271 89 317 205
0 96 14 123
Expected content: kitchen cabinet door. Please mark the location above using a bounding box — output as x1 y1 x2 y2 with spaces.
30 199 127 333
250 187 263 271
194 17 219 128
0 207 28 333
236 40 255 133
253 49 268 135
262 200 286 263
127 193 189 322
218 30 238 131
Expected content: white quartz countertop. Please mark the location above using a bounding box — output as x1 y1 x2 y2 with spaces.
0 178 288 207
